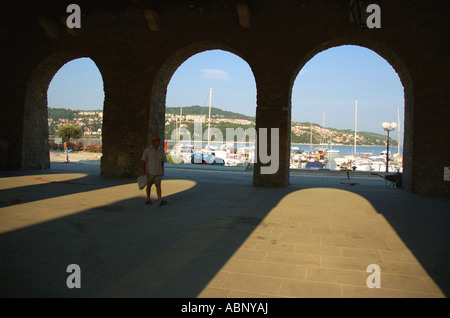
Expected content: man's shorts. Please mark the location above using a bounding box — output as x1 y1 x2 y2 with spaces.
146 174 162 185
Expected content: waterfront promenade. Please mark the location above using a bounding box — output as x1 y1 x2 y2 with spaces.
0 156 448 298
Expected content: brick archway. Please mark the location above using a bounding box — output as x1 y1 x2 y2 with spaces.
148 42 253 144
2 2 447 196
290 37 413 191
23 52 96 170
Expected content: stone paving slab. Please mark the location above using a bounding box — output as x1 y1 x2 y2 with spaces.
0 163 449 298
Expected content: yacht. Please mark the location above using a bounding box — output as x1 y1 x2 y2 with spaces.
202 143 244 166
168 144 194 163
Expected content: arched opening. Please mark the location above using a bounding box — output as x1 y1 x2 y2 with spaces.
150 44 257 171
290 41 413 190
47 58 105 167
22 52 92 170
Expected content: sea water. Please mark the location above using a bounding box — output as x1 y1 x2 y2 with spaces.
292 144 403 170
166 141 402 170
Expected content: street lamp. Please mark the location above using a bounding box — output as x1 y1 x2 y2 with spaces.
381 122 397 173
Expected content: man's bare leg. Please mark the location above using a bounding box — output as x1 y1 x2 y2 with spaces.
155 182 162 204
155 183 167 206
146 184 152 203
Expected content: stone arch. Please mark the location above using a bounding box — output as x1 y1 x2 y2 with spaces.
23 52 103 170
148 42 254 144
290 37 414 191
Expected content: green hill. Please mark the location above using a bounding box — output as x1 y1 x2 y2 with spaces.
291 122 397 146
166 105 255 122
48 107 76 120
48 106 396 146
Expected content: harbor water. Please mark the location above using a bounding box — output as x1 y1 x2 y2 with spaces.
166 141 402 171
291 144 403 170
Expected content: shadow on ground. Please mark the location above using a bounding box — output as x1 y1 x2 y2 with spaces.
0 163 449 297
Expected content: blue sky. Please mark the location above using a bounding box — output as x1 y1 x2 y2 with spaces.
47 45 404 140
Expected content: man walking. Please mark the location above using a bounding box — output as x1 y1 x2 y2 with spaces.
141 133 167 206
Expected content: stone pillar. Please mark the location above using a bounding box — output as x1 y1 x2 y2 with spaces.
22 64 51 170
6 50 77 172
410 94 450 196
253 79 291 188
100 63 152 178
0 69 25 171
148 76 169 145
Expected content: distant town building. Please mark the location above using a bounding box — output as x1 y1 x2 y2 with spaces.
185 114 207 122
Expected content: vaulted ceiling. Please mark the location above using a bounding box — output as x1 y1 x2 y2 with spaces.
2 0 254 31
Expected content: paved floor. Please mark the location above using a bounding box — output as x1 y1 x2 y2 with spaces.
0 162 449 298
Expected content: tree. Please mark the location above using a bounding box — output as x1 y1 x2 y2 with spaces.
56 124 83 142
48 107 75 120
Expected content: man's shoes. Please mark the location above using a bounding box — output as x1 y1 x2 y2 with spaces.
146 200 167 206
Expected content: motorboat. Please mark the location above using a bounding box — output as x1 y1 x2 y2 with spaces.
191 152 224 165
202 143 244 166
238 146 256 164
168 144 194 163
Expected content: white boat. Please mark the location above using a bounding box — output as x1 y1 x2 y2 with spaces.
352 159 372 171
237 146 256 164
290 147 305 163
169 144 193 163
371 151 403 172
379 150 392 157
334 155 355 168
369 160 387 172
203 143 244 166
334 153 401 172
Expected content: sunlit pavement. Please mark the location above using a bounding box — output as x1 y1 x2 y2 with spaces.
0 162 448 298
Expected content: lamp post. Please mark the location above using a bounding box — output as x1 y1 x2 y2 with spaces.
381 122 397 173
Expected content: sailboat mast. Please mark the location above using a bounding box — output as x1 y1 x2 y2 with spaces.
354 98 357 156
397 106 401 155
178 107 182 144
321 112 325 146
208 87 212 145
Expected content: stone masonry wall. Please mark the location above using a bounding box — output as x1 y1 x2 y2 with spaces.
1 0 449 196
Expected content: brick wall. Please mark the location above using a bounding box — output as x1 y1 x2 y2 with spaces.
1 0 449 196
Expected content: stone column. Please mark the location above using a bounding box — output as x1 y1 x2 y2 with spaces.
253 79 291 188
22 64 51 171
100 63 152 178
